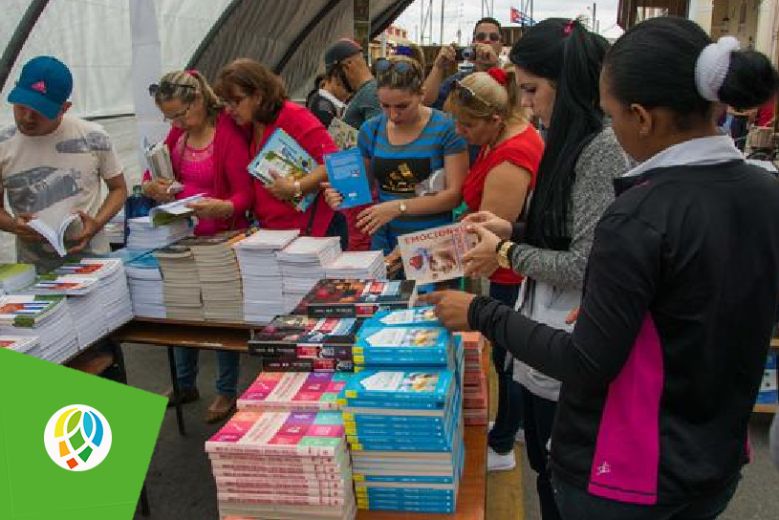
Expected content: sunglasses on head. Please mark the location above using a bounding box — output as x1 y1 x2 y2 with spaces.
148 81 196 98
374 58 415 76
474 32 501 42
454 81 493 108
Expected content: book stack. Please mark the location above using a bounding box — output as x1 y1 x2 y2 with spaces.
125 252 166 319
276 237 341 313
249 315 359 372
206 410 356 520
325 251 386 280
233 229 300 324
237 372 352 412
0 335 39 354
26 275 107 349
456 332 488 425
54 259 134 331
184 231 245 322
154 244 204 321
353 325 456 369
339 370 464 514
105 208 125 246
0 295 78 363
297 279 417 318
757 353 778 406
126 216 191 250
0 263 36 295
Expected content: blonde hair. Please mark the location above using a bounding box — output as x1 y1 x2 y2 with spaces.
444 70 526 124
375 55 425 94
154 70 223 122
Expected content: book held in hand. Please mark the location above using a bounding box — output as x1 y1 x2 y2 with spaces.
327 117 359 150
325 148 372 209
27 197 80 257
144 140 184 194
148 193 205 226
398 223 476 285
248 128 317 212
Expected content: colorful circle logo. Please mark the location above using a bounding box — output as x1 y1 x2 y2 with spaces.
43 404 112 471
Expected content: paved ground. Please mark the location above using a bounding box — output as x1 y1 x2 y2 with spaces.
125 341 779 520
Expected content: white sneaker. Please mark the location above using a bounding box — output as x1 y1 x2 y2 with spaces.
489 421 525 445
487 446 516 472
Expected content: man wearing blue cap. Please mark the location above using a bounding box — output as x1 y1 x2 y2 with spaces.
0 56 127 272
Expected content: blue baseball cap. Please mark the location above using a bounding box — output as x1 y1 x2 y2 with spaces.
8 56 73 120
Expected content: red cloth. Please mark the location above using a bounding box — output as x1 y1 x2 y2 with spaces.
249 101 337 237
144 110 253 235
756 97 775 127
463 125 544 285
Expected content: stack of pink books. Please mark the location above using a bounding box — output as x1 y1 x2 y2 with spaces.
457 331 488 425
206 410 355 520
237 372 351 412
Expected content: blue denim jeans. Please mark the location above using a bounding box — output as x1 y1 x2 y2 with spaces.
487 282 525 454
174 347 239 397
552 473 739 520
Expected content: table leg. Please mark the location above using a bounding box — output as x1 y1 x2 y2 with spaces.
167 346 186 436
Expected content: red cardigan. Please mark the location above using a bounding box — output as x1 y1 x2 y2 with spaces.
146 110 254 234
249 101 338 237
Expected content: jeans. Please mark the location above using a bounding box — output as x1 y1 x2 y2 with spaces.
524 387 561 520
552 473 739 520
174 347 239 397
487 282 525 454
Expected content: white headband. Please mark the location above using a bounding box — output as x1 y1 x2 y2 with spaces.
695 36 740 102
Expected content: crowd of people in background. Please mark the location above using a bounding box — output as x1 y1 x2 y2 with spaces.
2 12 779 520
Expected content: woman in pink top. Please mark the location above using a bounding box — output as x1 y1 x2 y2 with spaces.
142 70 253 423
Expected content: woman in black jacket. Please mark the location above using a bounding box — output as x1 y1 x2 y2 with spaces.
425 16 779 520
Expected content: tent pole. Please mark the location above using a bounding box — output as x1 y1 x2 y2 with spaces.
0 0 49 92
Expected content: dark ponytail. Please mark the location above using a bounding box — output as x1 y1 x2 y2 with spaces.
510 18 609 251
604 17 778 123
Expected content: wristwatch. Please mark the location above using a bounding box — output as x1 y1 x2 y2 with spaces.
293 180 303 199
496 240 514 269
398 201 407 215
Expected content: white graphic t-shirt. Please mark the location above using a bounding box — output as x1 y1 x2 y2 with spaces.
0 114 123 272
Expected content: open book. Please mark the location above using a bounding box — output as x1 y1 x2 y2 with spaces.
148 193 204 226
247 128 317 212
27 197 80 257
398 223 477 285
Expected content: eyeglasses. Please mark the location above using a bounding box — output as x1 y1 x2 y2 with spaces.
474 32 501 42
374 58 421 88
162 103 192 122
148 81 196 98
454 81 493 108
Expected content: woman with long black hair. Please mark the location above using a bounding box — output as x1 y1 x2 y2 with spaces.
426 16 779 520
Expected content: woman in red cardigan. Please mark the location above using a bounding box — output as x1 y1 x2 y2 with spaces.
215 59 347 246
142 69 253 423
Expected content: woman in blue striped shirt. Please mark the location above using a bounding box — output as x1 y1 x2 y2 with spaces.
324 55 469 254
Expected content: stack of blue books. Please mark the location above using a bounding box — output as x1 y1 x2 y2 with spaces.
340 369 464 513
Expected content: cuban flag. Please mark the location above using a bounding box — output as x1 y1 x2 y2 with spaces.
510 7 522 24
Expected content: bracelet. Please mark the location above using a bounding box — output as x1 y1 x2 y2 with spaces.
495 239 506 254
293 180 303 198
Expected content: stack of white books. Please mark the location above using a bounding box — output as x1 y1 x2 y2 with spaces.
185 231 245 322
0 295 79 363
206 410 356 520
0 263 36 295
126 216 191 250
325 251 386 280
55 259 134 331
105 208 125 246
233 229 300 324
276 237 341 313
154 244 203 321
0 335 40 354
26 275 107 349
125 252 166 319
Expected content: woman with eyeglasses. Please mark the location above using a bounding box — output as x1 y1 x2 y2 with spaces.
444 67 544 473
422 19 628 520
323 55 469 255
215 59 347 248
142 69 254 423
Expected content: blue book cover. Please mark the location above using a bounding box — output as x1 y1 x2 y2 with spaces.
356 474 455 484
757 353 778 404
325 148 372 209
247 128 317 212
354 326 451 361
342 369 454 404
363 306 440 328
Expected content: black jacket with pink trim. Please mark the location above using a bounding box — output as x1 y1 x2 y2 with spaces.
469 160 779 504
